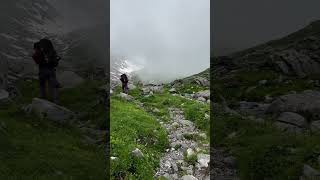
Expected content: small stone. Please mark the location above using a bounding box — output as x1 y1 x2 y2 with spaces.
258 80 267 85
153 108 160 113
197 154 210 168
169 88 177 93
110 156 118 161
131 148 144 158
187 148 195 158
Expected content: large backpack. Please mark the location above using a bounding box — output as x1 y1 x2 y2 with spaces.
39 38 61 68
121 74 128 83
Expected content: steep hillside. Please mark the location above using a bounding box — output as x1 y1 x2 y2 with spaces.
212 20 320 179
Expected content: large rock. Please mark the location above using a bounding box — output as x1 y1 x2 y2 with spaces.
267 90 320 120
57 71 84 89
194 90 210 100
276 112 307 128
0 89 9 103
27 98 76 124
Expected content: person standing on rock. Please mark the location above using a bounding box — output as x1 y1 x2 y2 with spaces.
32 38 61 103
120 74 129 94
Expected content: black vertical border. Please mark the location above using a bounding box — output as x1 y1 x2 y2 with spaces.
210 0 214 179
105 0 111 178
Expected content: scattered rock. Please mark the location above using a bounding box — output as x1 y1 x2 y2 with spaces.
57 71 84 89
117 93 134 101
131 148 144 158
27 98 76 124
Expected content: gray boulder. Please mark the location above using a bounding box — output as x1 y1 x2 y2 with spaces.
267 90 320 120
277 112 307 128
27 98 76 124
0 89 9 103
131 148 144 158
194 90 210 100
57 71 84 89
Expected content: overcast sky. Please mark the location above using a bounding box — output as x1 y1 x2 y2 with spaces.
212 0 320 55
111 0 210 81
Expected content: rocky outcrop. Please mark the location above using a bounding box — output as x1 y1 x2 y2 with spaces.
25 98 76 124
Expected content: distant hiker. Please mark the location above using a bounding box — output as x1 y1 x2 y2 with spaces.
120 74 129 94
32 38 61 103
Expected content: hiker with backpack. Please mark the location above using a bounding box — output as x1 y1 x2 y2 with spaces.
32 38 61 103
120 74 129 94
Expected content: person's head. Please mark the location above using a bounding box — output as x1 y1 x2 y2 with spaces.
34 42 41 50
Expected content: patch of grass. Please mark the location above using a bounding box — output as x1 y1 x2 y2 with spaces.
0 105 106 179
213 110 320 179
0 79 107 179
110 98 168 179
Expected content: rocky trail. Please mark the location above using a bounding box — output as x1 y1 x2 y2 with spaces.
154 107 210 180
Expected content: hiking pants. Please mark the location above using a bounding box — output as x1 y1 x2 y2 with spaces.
122 83 128 94
39 68 58 103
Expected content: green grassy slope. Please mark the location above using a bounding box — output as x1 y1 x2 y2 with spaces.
110 84 210 179
0 80 107 179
